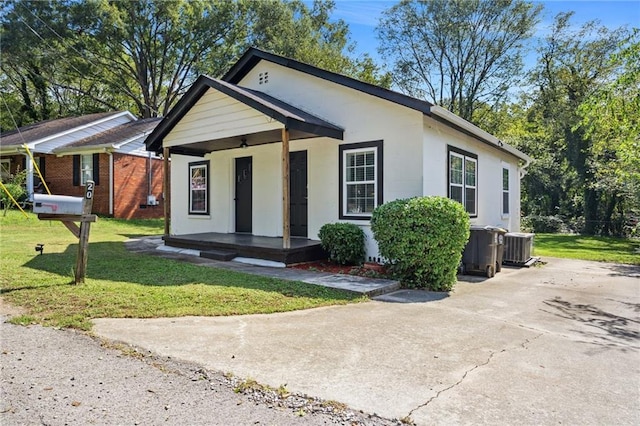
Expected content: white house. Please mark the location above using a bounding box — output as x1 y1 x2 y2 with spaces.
145 48 530 264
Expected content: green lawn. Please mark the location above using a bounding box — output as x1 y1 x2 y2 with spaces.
533 233 640 265
0 211 363 330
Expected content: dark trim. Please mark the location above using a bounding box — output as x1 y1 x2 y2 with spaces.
92 153 100 185
224 48 432 114
145 74 344 153
169 146 208 157
338 140 384 221
447 145 477 160
188 160 209 215
447 145 478 218
72 155 80 186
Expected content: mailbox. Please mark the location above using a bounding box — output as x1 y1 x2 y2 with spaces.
33 194 84 215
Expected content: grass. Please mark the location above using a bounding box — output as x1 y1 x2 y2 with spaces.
533 233 640 265
0 210 364 330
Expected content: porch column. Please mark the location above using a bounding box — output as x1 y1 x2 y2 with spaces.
282 128 290 249
163 147 171 237
24 153 34 201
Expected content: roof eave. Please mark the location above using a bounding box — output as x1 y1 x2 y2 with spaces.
429 105 532 164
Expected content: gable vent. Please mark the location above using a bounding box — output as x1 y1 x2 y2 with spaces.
258 72 269 85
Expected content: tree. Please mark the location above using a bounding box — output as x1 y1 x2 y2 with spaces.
68 0 244 118
241 0 391 87
376 0 541 124
578 30 640 234
2 0 390 124
527 12 629 234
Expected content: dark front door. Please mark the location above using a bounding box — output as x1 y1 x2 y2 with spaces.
290 151 308 237
235 156 252 233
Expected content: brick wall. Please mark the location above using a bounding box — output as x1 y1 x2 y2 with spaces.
40 153 111 215
11 152 165 219
113 153 164 219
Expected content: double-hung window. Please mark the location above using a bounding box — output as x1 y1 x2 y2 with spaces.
189 160 209 215
339 141 383 219
80 154 93 186
448 147 477 216
502 166 510 216
73 153 99 186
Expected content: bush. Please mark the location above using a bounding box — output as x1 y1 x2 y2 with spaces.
371 196 470 291
318 222 366 265
1 170 27 216
522 215 564 233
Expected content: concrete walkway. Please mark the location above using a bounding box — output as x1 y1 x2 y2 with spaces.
93 256 640 425
126 236 400 296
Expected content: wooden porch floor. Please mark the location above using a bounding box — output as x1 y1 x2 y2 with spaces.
163 232 327 265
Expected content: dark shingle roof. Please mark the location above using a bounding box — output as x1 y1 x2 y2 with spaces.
55 118 161 152
145 76 344 153
0 112 122 147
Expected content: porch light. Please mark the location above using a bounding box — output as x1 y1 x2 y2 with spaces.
240 138 248 149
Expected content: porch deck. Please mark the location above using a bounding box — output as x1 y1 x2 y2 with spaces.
162 232 327 265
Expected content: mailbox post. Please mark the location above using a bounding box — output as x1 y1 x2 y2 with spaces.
34 181 96 284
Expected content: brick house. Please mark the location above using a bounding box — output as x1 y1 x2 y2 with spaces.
0 111 164 219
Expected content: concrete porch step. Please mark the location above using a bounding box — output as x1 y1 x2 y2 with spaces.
200 249 238 261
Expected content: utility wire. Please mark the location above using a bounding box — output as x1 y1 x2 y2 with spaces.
13 3 162 117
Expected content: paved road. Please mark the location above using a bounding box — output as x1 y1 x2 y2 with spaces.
92 258 640 425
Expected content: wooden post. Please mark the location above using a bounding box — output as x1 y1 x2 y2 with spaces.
163 147 171 237
282 128 291 249
74 180 94 284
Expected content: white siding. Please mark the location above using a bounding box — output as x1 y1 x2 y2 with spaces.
164 89 283 147
168 60 523 259
422 116 522 232
239 61 425 253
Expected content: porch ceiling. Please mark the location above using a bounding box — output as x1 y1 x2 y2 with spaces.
146 76 344 156
168 127 327 157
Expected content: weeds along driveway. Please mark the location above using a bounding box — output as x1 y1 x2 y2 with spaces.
93 258 640 425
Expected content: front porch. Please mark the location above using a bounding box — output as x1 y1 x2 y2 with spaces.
163 232 327 265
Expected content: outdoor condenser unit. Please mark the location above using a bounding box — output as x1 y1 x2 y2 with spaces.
503 232 535 265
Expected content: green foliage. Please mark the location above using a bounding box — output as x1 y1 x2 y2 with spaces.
518 12 630 235
1 169 27 216
1 0 390 126
318 222 366 265
377 0 541 122
521 215 564 233
371 197 470 291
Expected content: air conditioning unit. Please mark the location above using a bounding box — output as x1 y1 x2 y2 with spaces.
503 232 534 265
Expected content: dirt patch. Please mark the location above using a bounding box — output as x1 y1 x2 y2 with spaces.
289 260 390 279
0 297 26 317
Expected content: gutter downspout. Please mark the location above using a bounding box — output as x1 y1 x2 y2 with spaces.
109 152 114 216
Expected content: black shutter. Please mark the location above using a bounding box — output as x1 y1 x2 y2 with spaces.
92 154 100 185
39 157 45 179
73 155 80 186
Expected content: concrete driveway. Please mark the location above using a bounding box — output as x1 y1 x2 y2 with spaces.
93 258 640 425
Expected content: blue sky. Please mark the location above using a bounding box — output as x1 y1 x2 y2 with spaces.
331 0 640 63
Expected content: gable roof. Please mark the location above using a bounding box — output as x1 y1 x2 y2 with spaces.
53 117 162 155
224 48 434 115
145 75 344 153
147 48 530 163
0 111 131 150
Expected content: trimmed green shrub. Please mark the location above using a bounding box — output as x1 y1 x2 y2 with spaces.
318 222 366 265
371 196 470 291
